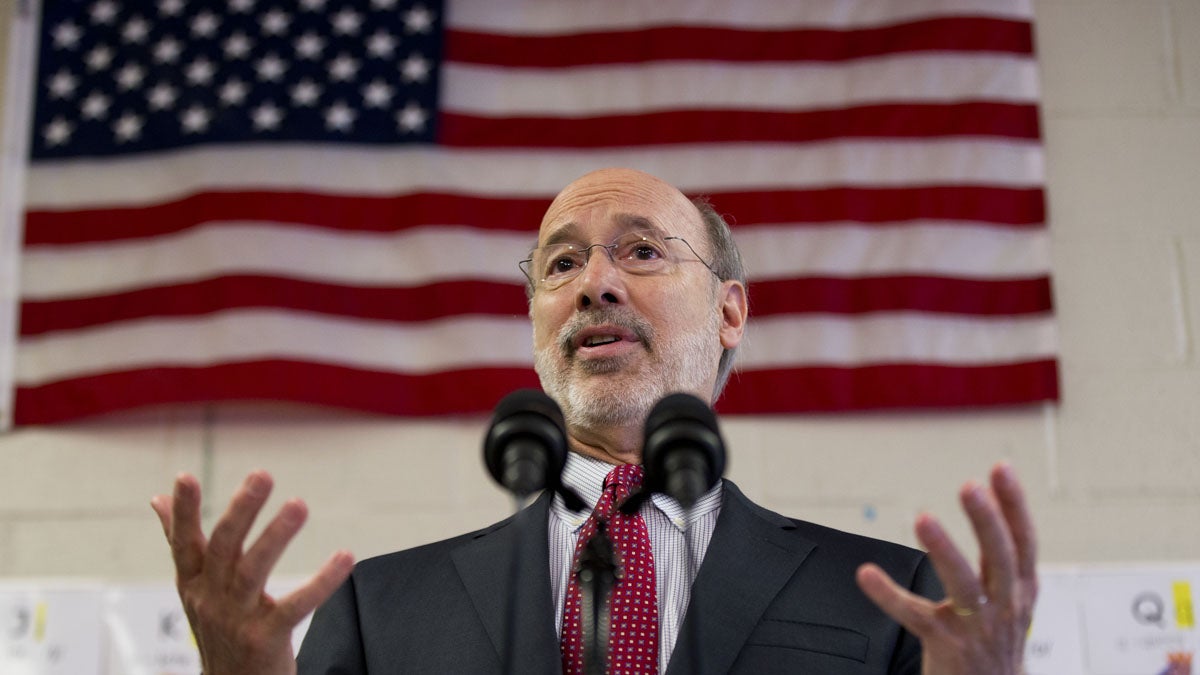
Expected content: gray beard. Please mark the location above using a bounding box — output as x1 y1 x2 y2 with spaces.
534 306 721 432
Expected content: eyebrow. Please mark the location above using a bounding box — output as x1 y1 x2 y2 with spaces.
540 214 663 248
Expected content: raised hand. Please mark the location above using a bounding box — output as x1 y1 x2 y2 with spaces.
856 463 1038 674
151 471 354 675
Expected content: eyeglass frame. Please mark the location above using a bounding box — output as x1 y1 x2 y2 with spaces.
518 229 721 291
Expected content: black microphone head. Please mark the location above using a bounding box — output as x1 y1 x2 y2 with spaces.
641 392 726 500
483 389 568 493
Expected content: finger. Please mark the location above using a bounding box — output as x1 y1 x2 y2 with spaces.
961 479 1018 605
206 471 275 576
991 463 1038 583
150 494 173 538
912 512 983 611
168 473 208 580
234 498 309 599
274 550 355 627
856 563 936 638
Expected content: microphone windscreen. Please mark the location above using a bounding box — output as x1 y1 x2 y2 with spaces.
642 392 726 496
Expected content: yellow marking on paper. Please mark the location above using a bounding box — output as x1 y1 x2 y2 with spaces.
33 601 48 642
1173 580 1194 628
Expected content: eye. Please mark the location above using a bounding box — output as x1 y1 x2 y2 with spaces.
544 248 583 277
630 242 663 260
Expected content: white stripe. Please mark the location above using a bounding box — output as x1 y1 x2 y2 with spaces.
737 223 1051 280
24 141 1044 209
21 222 1045 300
444 55 1039 116
15 311 535 386
20 225 535 299
738 313 1058 367
447 0 1032 33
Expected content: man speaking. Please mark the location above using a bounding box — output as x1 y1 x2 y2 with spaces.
152 168 1038 674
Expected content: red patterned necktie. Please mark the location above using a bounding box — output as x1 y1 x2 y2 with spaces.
561 464 658 674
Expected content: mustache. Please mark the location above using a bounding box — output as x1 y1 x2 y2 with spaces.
557 307 654 356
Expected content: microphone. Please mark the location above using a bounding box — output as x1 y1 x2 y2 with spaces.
639 392 726 509
483 389 583 509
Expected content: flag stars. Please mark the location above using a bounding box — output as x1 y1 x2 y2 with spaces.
328 53 360 82
47 69 79 99
290 79 322 107
366 30 398 59
153 37 182 64
400 53 431 83
185 58 217 86
122 16 150 44
116 63 146 90
85 45 114 71
158 0 185 17
180 105 212 133
404 5 434 34
255 53 288 82
331 8 363 36
372 0 398 9
294 32 325 60
260 8 291 36
299 0 327 10
396 101 427 133
362 80 394 108
52 21 82 50
228 0 256 13
80 91 112 119
113 112 144 142
147 82 179 110
324 101 356 132
43 117 74 146
219 78 250 106
224 32 254 59
191 11 222 38
91 0 120 25
252 102 284 130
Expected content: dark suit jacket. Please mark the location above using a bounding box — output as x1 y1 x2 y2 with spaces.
297 480 942 674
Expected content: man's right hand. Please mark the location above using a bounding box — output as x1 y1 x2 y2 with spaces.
151 471 354 675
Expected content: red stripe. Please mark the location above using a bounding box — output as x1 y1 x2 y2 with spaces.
439 103 1040 148
23 192 552 244
446 18 1034 67
749 276 1053 316
24 186 1045 245
717 360 1059 413
13 362 543 424
19 277 531 336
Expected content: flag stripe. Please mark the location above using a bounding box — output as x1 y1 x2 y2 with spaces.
443 19 1034 67
24 185 1045 245
18 274 1051 337
438 103 1040 148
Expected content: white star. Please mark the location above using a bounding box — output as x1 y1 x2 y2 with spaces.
113 112 144 142
366 30 397 59
43 117 74 146
404 5 434 34
400 53 430 83
324 101 356 132
328 53 360 82
147 82 179 110
116 63 146 90
48 69 78 99
122 16 150 43
299 0 327 10
85 44 114 71
261 8 291 36
153 37 182 64
252 102 284 130
229 0 256 12
180 105 211 133
224 32 254 59
219 78 249 106
396 101 428 133
331 8 362 36
158 0 185 17
362 79 393 108
255 54 287 82
294 32 325 60
290 79 322 107
52 22 82 49
185 58 216 85
371 0 398 8
91 0 120 25
80 91 111 119
192 11 221 38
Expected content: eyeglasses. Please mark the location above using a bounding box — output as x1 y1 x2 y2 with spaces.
519 229 718 291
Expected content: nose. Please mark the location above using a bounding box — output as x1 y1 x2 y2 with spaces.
574 246 626 310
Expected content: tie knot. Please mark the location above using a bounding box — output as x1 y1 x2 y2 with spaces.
605 463 644 492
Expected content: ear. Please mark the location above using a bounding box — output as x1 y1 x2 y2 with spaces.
717 280 748 350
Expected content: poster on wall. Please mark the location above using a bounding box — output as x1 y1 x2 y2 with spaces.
0 582 104 675
1080 565 1197 675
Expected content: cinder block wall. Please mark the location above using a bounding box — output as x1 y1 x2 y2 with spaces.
1 0 1198 581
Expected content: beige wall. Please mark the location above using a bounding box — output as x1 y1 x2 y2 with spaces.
0 0 1198 582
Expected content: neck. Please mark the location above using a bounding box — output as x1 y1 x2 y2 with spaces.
566 421 643 465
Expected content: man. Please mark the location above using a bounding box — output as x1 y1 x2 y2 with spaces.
152 168 1037 674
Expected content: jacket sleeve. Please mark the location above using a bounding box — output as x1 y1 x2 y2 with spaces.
296 573 368 675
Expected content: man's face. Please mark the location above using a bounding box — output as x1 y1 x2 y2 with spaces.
529 169 736 431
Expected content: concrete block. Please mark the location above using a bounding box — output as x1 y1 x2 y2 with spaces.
1034 1 1172 112
1034 496 1200 561
6 514 176 579
1172 0 1200 107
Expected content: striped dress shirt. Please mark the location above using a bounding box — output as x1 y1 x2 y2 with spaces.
549 452 723 674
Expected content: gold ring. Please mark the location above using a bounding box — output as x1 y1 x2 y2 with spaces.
951 595 988 617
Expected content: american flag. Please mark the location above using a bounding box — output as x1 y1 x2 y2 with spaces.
1 0 1058 427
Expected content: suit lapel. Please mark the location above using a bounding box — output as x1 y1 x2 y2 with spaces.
451 491 561 674
667 480 816 675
